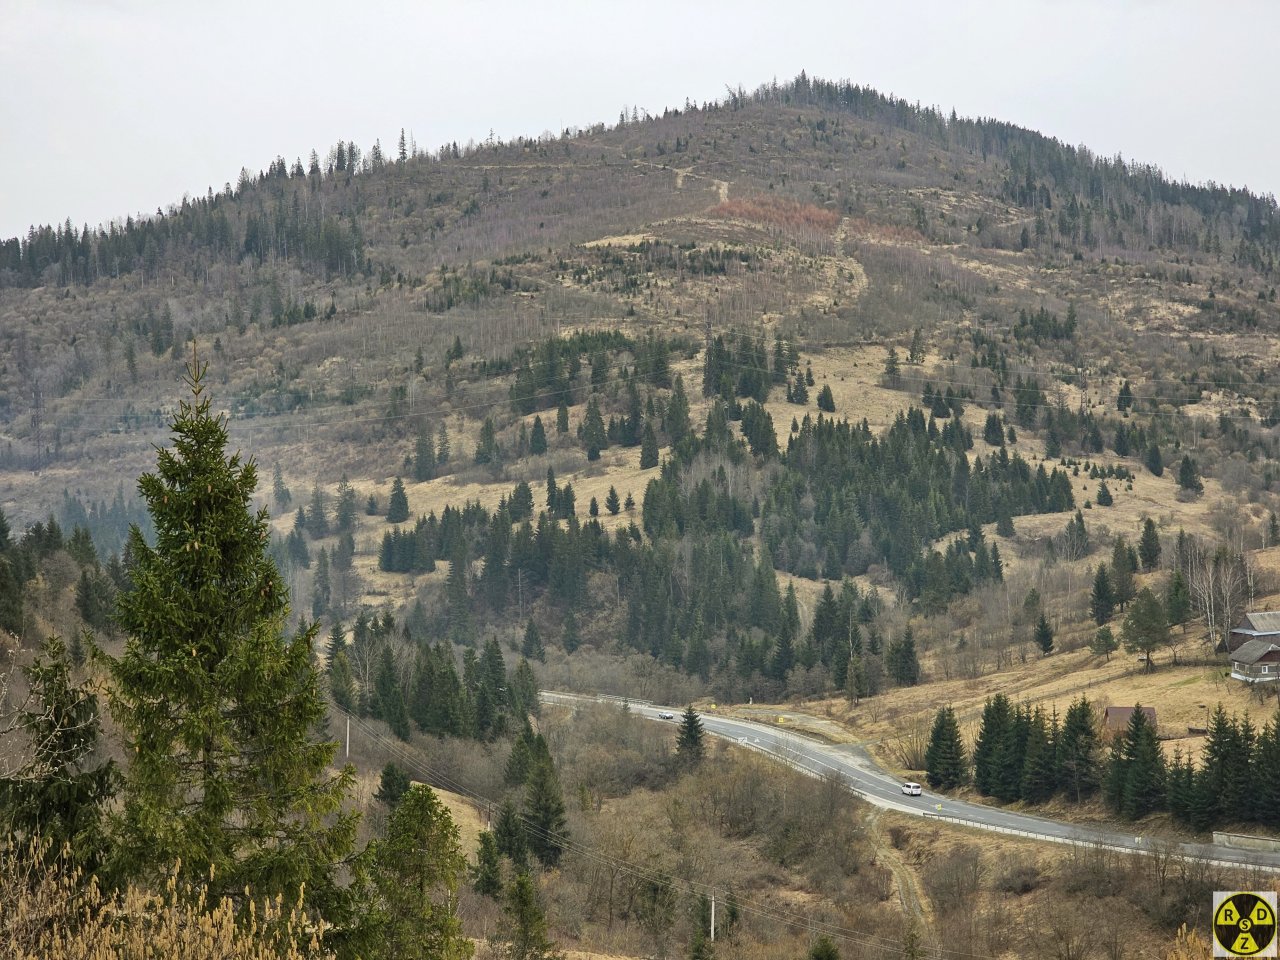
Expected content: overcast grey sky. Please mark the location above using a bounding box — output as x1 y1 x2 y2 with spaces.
1 0 1275 239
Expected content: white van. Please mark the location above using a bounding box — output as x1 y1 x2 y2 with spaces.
901 782 922 796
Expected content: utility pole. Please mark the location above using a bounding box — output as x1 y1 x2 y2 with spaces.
345 713 350 760
710 889 716 943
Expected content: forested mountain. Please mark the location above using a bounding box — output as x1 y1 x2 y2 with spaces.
5 69 1280 699
8 71 1280 960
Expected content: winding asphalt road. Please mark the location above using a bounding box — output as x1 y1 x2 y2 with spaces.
543 691 1280 874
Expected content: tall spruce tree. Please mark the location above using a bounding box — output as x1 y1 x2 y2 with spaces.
494 798 529 868
676 704 705 767
1138 517 1162 570
1019 707 1058 803
640 421 660 469
530 416 548 456
1057 697 1100 803
886 630 921 686
387 477 411 523
500 872 561 960
473 830 503 898
359 784 473 960
924 706 968 790
1033 612 1055 654
105 352 356 912
1165 570 1192 632
1110 537 1137 608
523 756 568 868
973 694 1013 796
1091 564 1115 625
1104 705 1165 820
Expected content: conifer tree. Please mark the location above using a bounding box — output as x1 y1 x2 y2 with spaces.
605 485 621 515
307 483 330 538
505 728 536 787
360 784 473 960
375 762 411 808
272 462 292 509
582 398 607 461
886 630 921 686
983 412 1005 447
1019 707 1058 803
972 694 1012 797
334 474 358 533
501 872 561 960
1176 455 1203 495
494 797 529 868
883 347 901 386
676 704 705 767
1110 537 1136 608
387 477 410 523
640 421 660 469
473 830 503 898
106 352 355 912
556 401 569 434
816 383 836 412
524 756 568 868
808 936 840 960
530 416 547 456
1122 587 1167 672
1105 704 1165 820
1034 612 1054 654
414 425 436 482
1144 441 1164 477
924 706 968 790
1138 517 1161 570
667 375 692 443
1090 626 1118 661
995 508 1015 538
907 327 925 365
1058 697 1100 803
436 422 451 464
1095 481 1113 506
375 645 411 740
521 621 545 664
0 634 117 869
1254 712 1280 829
330 650 355 711
1165 570 1192 632
1090 564 1115 625
475 417 500 465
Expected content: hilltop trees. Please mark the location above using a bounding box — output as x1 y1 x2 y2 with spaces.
105 353 356 913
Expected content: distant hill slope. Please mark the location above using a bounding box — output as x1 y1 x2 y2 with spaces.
1 73 1278 529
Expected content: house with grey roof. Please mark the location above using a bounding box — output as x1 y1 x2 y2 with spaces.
1229 638 1280 685
1228 611 1280 652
